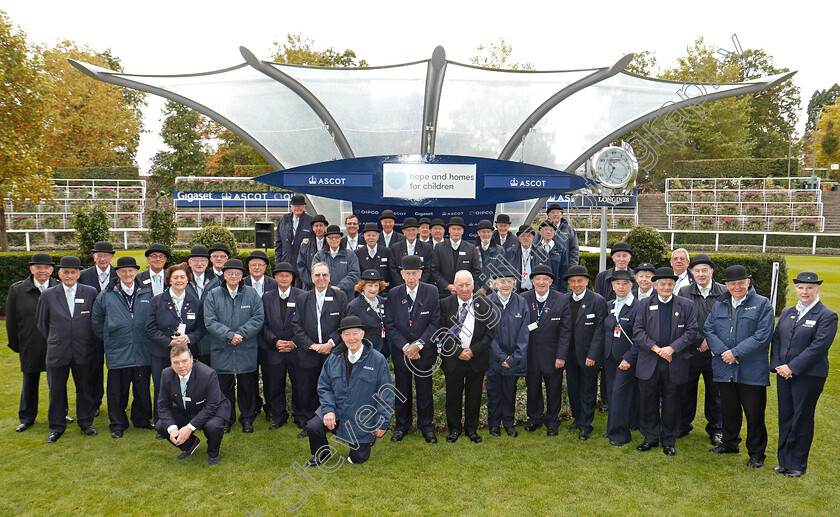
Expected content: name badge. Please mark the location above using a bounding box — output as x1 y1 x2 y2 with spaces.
325 297 334 302
287 302 296 307
80 310 90 314
177 323 187 335
381 257 388 262
75 298 85 303
586 313 595 319
527 321 539 332
614 326 622 338
678 324 685 328
649 305 659 311
420 310 430 315
805 319 817 326
186 313 196 320
340 261 347 264
240 305 251 309
143 279 152 284
330 312 340 316
459 251 466 255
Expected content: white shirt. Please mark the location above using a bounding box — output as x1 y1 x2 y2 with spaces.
797 296 821 320
614 292 635 317
251 276 264 297
34 279 48 292
407 240 415 256
406 286 417 302
212 268 223 277
193 273 205 286
698 283 711 298
367 245 378 259
167 370 196 433
97 266 111 290
732 296 745 309
346 235 358 250
432 238 444 248
227 286 238 299
658 294 673 304
535 290 549 303
382 231 394 246
278 287 290 300
637 288 654 300
498 293 510 308
450 239 461 250
120 282 134 296
674 271 690 293
572 291 585 302
458 297 475 349
366 294 380 313
347 346 364 364
329 248 340 258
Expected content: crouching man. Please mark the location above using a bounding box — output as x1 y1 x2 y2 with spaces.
304 316 394 466
156 344 231 465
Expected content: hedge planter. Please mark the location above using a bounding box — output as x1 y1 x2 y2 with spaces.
771 218 793 232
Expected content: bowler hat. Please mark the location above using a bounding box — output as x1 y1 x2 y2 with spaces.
530 264 555 280
114 256 140 270
58 256 83 269
418 217 432 226
400 255 424 270
493 264 518 279
361 269 383 282
245 250 270 266
476 219 494 232
29 253 55 266
792 271 824 285
689 254 715 270
495 214 512 224
337 316 366 334
611 269 633 282
145 243 171 259
290 194 306 205
324 224 343 237
610 242 632 256
401 217 419 229
723 265 751 283
208 242 230 256
361 222 380 234
273 261 296 277
634 262 656 275
221 259 246 273
447 217 466 229
430 218 446 229
651 267 678 282
539 220 556 230
516 224 536 236
92 241 115 254
379 210 397 221
546 204 563 213
188 244 210 259
310 214 328 227
564 265 590 280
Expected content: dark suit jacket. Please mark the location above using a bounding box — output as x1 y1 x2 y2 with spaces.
291 288 347 369
567 289 608 366
771 301 838 378
505 244 548 291
157 360 232 428
260 287 304 365
492 231 518 251
347 294 389 357
378 231 404 249
137 268 169 295
355 245 392 288
389 239 433 286
632 294 698 384
438 294 494 373
429 240 482 294
146 290 206 359
275 212 313 266
244 275 279 296
186 273 215 302
296 237 328 289
384 281 440 370
6 276 60 373
78 265 117 293
35 282 99 368
595 297 639 364
340 234 361 252
523 289 571 374
594 267 637 302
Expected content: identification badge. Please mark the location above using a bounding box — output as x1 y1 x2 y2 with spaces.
614 326 621 338
325 297 334 302
240 305 251 309
527 321 539 332
75 298 85 303
287 302 296 307
186 313 196 320
650 305 659 311
143 279 152 284
381 328 386 339
806 319 817 326
381 257 388 262
459 251 466 255
177 323 187 335
586 313 595 319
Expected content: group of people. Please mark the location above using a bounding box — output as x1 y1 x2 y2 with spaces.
6 196 836 476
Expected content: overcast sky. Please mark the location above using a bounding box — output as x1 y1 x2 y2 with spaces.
5 0 836 173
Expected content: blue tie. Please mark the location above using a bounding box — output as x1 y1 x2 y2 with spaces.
66 287 75 316
180 376 188 409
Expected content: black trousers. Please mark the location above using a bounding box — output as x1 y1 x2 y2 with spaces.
305 415 373 464
525 368 564 429
566 357 599 432
599 366 609 406
678 353 722 435
150 355 169 423
486 374 518 427
393 364 434 433
605 358 639 444
297 364 324 424
777 375 825 472
260 352 301 424
718 381 767 459
19 371 42 425
46 361 97 434
218 371 259 424
638 359 680 447
91 348 105 409
155 415 225 457
106 366 152 432
444 365 484 434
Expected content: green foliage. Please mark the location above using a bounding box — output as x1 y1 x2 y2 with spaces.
470 37 534 70
672 157 799 178
72 202 111 260
150 100 208 194
145 194 176 249
625 50 658 76
624 225 669 267
50 166 139 180
205 123 269 177
187 225 238 257
269 33 368 67
820 119 840 164
233 164 274 177
175 179 288 193
805 83 840 132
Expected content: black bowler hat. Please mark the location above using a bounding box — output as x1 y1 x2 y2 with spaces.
689 254 715 269
546 204 563 213
530 264 555 280
361 269 383 281
564 265 590 280
517 224 536 236
611 269 633 282
337 316 366 334
401 217 419 229
222 258 246 273
29 253 55 266
379 210 397 221
208 242 230 256
245 250 270 266
361 222 380 234
723 265 751 283
539 220 556 230
430 218 446 229
447 217 466 229
145 243 171 259
92 241 115 254
418 217 431 226
651 267 678 282
310 214 328 226
188 244 209 259
610 242 632 256
58 256 83 269
290 194 306 205
273 261 296 277
400 255 424 270
634 262 656 275
495 214 511 224
114 256 140 271
324 224 343 237
493 264 518 279
793 271 824 285
476 219 494 232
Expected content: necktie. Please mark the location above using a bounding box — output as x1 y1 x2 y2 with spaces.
180 377 188 409
796 302 807 320
173 295 184 316
408 243 414 256
316 293 324 342
67 287 75 316
196 281 203 298
279 290 288 300
38 283 45 293
293 217 299 236
99 271 108 290
254 280 263 297
152 274 162 296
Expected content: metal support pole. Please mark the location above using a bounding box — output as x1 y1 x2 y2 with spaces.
813 235 817 254
599 206 608 272
762 234 767 253
715 232 719 251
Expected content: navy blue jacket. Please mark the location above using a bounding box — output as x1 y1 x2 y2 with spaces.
312 248 361 301
157 360 232 428
259 286 304 365
244 275 278 297
136 268 168 296
595 296 639 364
347 294 389 358
35 282 99 368
473 241 506 293
542 243 568 292
355 245 392 288
291 288 348 369
389 239 433 286
316 342 394 444
78 265 117 293
92 283 153 369
505 244 548 291
487 292 530 376
705 287 775 386
771 301 838 378
275 212 313 267
632 294 698 384
491 230 518 251
6 276 59 373
679 281 726 355
203 283 265 374
594 267 637 302
146 290 206 359
567 289 608 366
377 231 404 249
384 281 440 371
522 289 571 374
296 236 328 289
186 273 215 302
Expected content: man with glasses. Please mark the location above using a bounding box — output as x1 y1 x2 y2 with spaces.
341 214 361 251
313 225 361 302
670 248 693 293
137 243 171 297
207 243 231 282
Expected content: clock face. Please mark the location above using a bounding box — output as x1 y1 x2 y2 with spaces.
594 148 635 188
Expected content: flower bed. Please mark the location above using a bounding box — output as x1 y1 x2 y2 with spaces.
795 205 817 217
744 204 763 216
223 215 243 227
745 218 766 231
119 200 140 212
721 217 740 231
118 214 138 228
179 215 197 227
742 190 763 202
799 218 820 232
717 191 738 202
718 204 738 215
674 217 693 230
670 203 690 215
794 191 817 203
200 214 219 227
769 205 791 217
770 218 793 232
97 188 117 199
121 188 143 199
11 216 35 230
669 192 689 202
696 204 715 215
614 216 634 229
767 191 788 203
697 217 716 230
42 216 65 229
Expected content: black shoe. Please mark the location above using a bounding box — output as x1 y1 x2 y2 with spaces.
95 409 100 417
636 441 658 452
524 422 541 432
208 453 221 466
467 432 482 443
177 438 201 460
111 430 123 439
677 429 691 438
746 457 764 468
446 431 460 443
82 426 97 436
305 454 330 467
663 446 676 456
579 429 592 440
46 432 62 443
710 445 739 454
710 433 723 446
567 422 580 430
65 415 74 423
423 431 438 444
784 469 804 477
269 420 286 430
295 419 306 429
15 423 33 433
297 428 307 439
773 465 787 475
390 430 405 442
504 425 517 437
134 422 154 430
610 439 629 446
222 424 231 434
598 404 609 413
242 422 254 433
489 426 501 437
156 432 166 440
265 413 274 423
547 428 558 437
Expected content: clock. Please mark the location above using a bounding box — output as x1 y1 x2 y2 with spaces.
593 146 637 189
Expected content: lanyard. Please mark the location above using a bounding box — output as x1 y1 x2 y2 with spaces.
120 289 136 315
407 295 415 326
533 299 547 320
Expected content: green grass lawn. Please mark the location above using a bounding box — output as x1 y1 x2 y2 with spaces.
1 255 838 515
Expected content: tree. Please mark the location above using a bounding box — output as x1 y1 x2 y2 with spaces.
470 37 533 70
41 41 144 167
269 33 367 67
821 119 839 173
72 202 111 262
204 122 267 177
805 83 840 132
625 50 658 77
150 100 209 193
0 11 54 251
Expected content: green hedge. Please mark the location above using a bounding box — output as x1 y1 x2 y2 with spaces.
233 165 274 177
672 158 800 178
174 179 288 194
51 166 140 180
